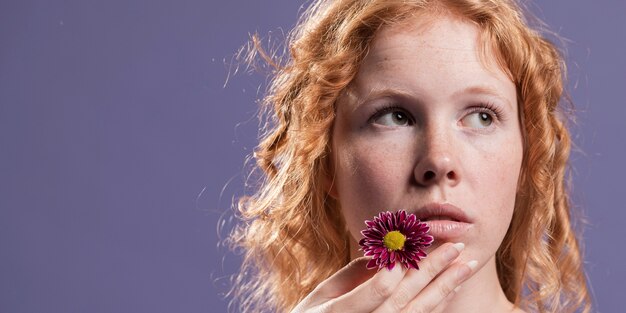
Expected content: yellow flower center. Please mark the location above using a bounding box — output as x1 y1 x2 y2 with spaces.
383 230 406 251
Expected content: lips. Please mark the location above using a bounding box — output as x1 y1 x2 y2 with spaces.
421 215 458 222
412 203 471 223
412 203 472 240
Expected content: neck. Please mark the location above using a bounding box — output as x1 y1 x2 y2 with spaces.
348 243 522 312
438 255 517 313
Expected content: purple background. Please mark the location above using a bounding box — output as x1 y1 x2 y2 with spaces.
1 1 624 312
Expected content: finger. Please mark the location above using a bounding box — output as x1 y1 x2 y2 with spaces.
292 258 377 311
372 242 464 313
318 263 407 312
430 285 461 313
311 257 378 300
403 260 478 313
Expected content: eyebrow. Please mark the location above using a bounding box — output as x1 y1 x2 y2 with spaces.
349 85 514 111
452 85 514 109
351 88 416 111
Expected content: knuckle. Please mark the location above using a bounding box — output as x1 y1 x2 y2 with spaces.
437 282 453 297
309 284 323 296
388 286 410 310
371 277 395 299
425 261 441 279
316 300 342 313
318 301 335 313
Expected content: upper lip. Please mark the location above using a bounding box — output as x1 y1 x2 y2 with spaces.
411 203 472 223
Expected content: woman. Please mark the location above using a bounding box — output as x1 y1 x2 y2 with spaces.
228 0 591 312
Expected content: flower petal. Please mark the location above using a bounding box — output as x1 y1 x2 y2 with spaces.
359 210 433 271
366 258 379 269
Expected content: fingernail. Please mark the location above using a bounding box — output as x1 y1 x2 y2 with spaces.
444 243 462 262
456 260 478 280
466 260 478 270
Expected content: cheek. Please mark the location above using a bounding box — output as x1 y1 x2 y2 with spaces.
335 144 397 207
476 140 523 231
333 137 415 237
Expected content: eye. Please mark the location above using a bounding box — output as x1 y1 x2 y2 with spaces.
371 107 413 127
461 110 494 128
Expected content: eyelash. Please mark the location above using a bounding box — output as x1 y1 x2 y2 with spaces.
368 102 503 125
368 104 415 125
466 102 503 121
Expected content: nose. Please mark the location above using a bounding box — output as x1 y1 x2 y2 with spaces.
413 129 460 187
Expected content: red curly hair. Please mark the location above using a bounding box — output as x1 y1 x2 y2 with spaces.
228 1 591 312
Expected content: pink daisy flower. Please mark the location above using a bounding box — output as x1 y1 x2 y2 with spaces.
359 210 434 271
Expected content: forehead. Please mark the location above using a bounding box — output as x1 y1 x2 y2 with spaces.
343 13 515 108
366 14 470 63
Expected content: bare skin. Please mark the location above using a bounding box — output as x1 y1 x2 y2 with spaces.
292 243 476 312
292 13 527 313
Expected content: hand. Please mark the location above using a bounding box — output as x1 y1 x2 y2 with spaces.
290 242 477 313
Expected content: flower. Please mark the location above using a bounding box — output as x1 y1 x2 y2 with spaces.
359 210 434 271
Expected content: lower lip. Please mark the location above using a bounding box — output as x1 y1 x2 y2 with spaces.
424 220 472 240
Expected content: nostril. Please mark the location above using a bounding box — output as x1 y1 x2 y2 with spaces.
447 171 456 179
424 171 436 181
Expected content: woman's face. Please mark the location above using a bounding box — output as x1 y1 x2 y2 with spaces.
330 14 523 265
